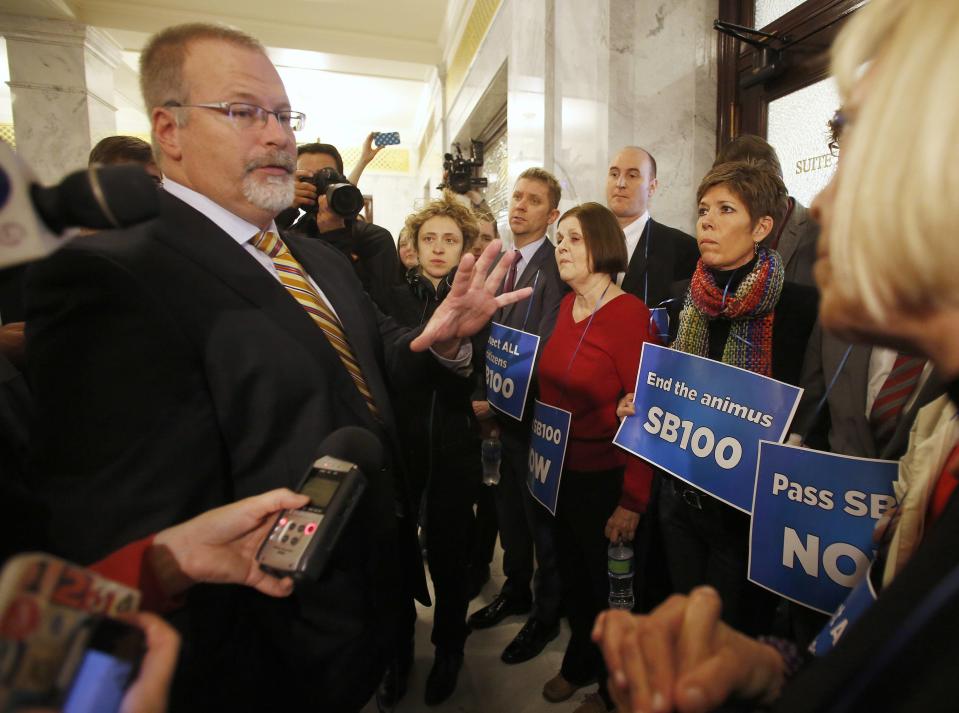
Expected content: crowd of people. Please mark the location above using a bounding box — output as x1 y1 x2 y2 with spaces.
0 0 957 711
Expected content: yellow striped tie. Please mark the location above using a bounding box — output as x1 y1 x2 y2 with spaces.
252 230 380 419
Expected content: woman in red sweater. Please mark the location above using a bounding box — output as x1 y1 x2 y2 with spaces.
536 202 657 713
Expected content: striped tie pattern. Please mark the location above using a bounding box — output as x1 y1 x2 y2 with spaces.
252 230 380 419
869 352 925 450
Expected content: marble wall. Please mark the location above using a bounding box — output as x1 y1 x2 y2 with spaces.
429 0 718 236
1 13 121 184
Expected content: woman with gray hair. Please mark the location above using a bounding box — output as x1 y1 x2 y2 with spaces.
592 0 959 711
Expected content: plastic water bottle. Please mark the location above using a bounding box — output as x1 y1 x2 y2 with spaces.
481 431 502 486
607 540 635 610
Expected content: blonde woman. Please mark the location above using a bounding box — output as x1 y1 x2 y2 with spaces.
592 1 959 712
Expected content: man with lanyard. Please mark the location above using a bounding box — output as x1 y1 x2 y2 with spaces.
468 168 568 665
606 146 699 314
606 146 698 612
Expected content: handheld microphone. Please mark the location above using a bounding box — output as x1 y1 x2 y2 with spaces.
256 427 383 581
0 142 160 270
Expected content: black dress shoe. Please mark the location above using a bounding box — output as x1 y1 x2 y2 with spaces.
501 617 560 664
424 648 464 706
375 647 414 711
467 593 532 630
467 562 491 599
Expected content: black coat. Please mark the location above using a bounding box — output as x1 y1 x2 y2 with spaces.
23 190 428 712
382 271 480 502
621 219 699 309
288 216 401 312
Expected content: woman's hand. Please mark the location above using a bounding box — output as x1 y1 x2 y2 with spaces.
616 392 636 421
605 506 640 543
592 587 787 713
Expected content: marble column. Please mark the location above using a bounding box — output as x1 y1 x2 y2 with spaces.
628 0 718 233
0 13 121 184
499 0 718 225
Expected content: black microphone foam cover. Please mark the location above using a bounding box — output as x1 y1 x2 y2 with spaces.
31 164 159 233
315 426 384 478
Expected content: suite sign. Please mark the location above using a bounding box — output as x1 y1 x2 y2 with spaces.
795 153 835 175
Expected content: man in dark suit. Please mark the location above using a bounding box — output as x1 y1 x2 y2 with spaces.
22 23 527 713
795 322 940 460
606 146 699 311
468 168 568 666
606 146 698 614
714 135 818 287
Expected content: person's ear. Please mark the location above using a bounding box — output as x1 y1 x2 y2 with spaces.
753 215 774 242
152 107 183 163
546 208 561 226
648 177 659 199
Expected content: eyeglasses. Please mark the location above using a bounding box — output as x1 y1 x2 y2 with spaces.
165 101 306 132
827 109 846 158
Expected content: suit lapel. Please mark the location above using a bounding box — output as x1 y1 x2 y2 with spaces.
842 344 876 454
152 193 379 430
621 221 651 297
776 201 807 270
502 238 554 326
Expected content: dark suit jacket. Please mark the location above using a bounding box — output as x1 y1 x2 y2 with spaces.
763 198 819 288
620 218 699 309
485 237 568 438
794 322 942 459
23 191 429 711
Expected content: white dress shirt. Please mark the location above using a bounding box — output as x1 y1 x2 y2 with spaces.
512 235 549 285
865 347 933 417
615 211 650 286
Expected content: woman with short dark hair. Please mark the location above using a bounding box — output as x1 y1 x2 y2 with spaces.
629 159 818 636
537 202 658 713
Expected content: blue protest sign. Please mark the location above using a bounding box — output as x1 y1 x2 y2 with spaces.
486 322 540 421
808 560 879 656
613 343 802 512
748 441 897 614
527 399 571 515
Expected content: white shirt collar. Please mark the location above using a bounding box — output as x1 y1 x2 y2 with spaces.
162 178 279 246
621 211 651 262
515 235 547 263
512 235 548 282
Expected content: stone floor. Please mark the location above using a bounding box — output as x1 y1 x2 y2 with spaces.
360 542 602 713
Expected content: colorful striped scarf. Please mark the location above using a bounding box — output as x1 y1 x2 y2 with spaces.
673 247 785 376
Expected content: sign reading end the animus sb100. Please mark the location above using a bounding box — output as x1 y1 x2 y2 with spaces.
614 343 803 513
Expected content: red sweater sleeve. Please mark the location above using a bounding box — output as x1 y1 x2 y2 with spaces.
89 534 181 613
614 300 658 513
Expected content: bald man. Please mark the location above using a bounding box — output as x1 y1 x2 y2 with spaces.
606 146 698 311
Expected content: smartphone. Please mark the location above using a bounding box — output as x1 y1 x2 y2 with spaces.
373 132 400 147
256 455 367 581
60 617 144 713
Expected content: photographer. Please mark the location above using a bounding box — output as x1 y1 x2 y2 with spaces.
282 143 400 311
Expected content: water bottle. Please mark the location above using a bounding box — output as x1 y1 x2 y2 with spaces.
481 430 502 486
607 539 635 610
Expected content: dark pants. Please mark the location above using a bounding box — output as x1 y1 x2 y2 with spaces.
426 446 482 653
470 483 499 568
494 428 562 625
658 477 778 636
556 467 623 705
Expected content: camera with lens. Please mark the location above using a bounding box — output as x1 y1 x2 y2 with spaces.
437 140 488 195
304 167 365 220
